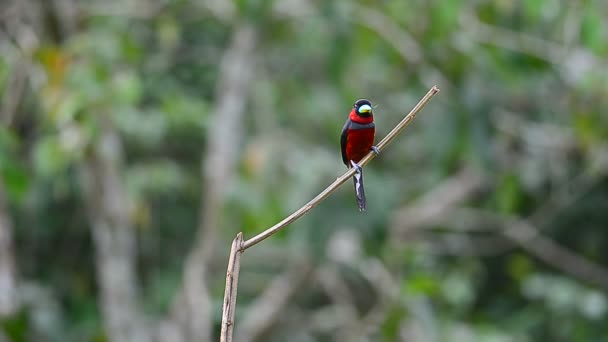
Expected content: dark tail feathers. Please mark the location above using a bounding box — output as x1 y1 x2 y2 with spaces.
352 170 366 211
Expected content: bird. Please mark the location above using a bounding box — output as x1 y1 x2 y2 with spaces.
340 99 379 211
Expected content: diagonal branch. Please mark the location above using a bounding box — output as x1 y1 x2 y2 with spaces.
241 85 440 250
220 86 440 342
500 214 608 291
394 206 608 291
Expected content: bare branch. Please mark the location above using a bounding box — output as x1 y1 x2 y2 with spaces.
220 233 244 342
242 85 440 250
390 161 608 289
219 86 440 341
395 207 608 291
502 215 608 292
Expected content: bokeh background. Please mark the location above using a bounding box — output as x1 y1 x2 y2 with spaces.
1 0 608 341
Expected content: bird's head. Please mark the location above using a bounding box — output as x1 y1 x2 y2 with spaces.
353 99 373 117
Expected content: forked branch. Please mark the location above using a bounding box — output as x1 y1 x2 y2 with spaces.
219 233 244 341
219 86 440 342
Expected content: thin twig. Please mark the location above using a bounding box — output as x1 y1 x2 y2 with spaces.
242 85 440 250
220 233 244 342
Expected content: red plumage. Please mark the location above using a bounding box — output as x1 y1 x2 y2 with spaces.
340 99 376 211
344 109 375 163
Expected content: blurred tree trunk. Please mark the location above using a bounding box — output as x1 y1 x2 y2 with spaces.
0 183 18 317
80 118 148 342
165 23 258 342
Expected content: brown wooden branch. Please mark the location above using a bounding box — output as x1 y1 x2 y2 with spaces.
242 85 440 250
219 86 440 342
220 233 244 342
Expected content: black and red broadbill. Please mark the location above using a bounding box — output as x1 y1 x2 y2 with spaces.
340 99 379 211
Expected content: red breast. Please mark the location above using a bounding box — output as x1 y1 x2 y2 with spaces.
349 109 374 124
345 109 375 163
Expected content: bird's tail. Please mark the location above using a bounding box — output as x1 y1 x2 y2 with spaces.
352 169 366 211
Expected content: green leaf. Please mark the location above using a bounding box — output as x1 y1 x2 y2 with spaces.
0 126 18 152
0 56 9 90
404 274 440 296
496 173 521 214
1 310 29 342
1 163 29 201
161 94 208 129
581 9 604 54
381 306 407 340
66 62 107 104
52 93 83 125
113 108 167 146
33 136 70 177
112 71 142 105
523 0 543 22
441 273 474 308
507 254 533 282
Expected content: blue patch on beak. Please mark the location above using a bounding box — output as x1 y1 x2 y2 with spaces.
358 104 372 114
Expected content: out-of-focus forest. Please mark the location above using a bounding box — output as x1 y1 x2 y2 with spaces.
1 0 608 341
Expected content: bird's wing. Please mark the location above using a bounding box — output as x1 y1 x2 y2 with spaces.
340 118 351 166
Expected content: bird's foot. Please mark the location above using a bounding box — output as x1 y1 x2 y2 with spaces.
350 160 362 173
371 145 380 155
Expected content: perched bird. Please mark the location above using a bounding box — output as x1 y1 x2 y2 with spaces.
340 99 379 211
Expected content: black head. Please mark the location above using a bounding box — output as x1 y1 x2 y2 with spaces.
353 99 373 116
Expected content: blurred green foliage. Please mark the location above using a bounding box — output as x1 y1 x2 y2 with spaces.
1 0 608 341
